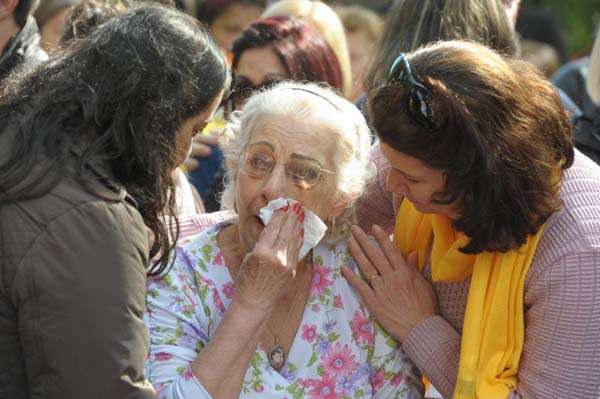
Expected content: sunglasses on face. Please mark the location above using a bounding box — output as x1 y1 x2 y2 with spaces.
227 76 283 111
387 53 436 130
240 150 335 190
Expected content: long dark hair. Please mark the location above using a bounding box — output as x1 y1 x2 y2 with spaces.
0 4 230 275
231 16 343 92
369 41 573 254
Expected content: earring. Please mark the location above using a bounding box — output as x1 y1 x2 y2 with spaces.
326 215 336 234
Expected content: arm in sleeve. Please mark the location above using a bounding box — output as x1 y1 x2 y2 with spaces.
403 249 600 399
21 201 157 399
508 249 600 398
356 145 399 234
145 246 213 399
402 316 461 399
370 323 424 399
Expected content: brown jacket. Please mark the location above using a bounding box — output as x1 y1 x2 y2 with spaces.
0 131 157 398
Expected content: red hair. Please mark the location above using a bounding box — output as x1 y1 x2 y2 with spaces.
231 16 343 92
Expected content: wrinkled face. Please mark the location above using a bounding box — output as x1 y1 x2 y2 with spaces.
380 141 459 218
173 90 224 167
235 115 341 251
232 47 289 110
211 3 263 50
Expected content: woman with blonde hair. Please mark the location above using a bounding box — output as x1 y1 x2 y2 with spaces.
335 4 382 101
262 0 352 98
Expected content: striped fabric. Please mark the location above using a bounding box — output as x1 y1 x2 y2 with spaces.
357 148 600 398
175 210 236 241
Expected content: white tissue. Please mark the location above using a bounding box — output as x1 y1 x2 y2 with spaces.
258 197 328 260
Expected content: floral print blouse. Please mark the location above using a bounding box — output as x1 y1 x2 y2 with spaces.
145 223 423 399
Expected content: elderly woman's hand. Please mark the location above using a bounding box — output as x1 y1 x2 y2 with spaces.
234 205 304 312
341 225 438 342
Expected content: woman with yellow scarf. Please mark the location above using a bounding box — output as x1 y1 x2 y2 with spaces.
343 41 600 399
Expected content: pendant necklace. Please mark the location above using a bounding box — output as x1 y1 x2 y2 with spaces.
265 259 311 372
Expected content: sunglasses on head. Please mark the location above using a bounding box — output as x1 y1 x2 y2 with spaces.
387 53 436 130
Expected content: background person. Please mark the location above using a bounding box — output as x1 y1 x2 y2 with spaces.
262 0 352 98
344 40 600 399
334 4 382 102
0 0 47 81
554 30 600 165
59 0 124 43
197 0 265 52
0 5 229 397
145 82 423 399
34 0 79 52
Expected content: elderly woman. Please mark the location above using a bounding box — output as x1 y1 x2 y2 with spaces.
189 15 343 213
145 82 424 399
343 41 600 398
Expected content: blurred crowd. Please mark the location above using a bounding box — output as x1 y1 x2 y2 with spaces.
17 0 597 214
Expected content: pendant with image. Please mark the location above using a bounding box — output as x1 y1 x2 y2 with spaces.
268 344 286 371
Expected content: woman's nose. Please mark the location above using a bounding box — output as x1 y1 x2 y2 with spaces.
261 165 289 202
386 169 408 196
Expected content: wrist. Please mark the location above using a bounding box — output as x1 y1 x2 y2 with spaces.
229 297 272 323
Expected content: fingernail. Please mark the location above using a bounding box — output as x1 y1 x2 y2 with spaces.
299 212 305 223
300 228 304 238
293 203 301 214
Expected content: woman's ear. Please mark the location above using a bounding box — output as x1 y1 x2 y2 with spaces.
331 196 350 218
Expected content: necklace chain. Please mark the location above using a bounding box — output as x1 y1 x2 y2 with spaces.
264 255 312 370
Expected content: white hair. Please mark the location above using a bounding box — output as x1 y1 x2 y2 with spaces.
220 81 374 241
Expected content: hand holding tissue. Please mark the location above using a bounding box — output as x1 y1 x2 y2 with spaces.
258 198 327 260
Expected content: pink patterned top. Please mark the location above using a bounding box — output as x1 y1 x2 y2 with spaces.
357 147 600 398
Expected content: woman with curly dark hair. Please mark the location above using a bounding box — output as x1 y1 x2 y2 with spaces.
0 4 229 398
343 41 600 398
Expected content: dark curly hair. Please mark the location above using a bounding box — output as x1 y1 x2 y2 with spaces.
0 4 230 275
59 0 125 44
368 40 574 254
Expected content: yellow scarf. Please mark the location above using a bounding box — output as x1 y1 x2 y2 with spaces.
393 200 545 399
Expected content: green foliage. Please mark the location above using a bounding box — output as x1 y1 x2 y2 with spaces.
522 0 598 55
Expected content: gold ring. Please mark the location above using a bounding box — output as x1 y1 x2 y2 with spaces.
369 274 382 285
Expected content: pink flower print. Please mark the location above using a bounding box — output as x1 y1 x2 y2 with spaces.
351 310 374 345
391 371 406 387
308 373 340 399
333 294 343 309
213 251 224 266
253 383 264 393
154 352 173 361
370 368 385 393
222 282 235 299
322 343 358 378
309 265 332 297
302 324 317 342
212 287 226 313
183 366 195 381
